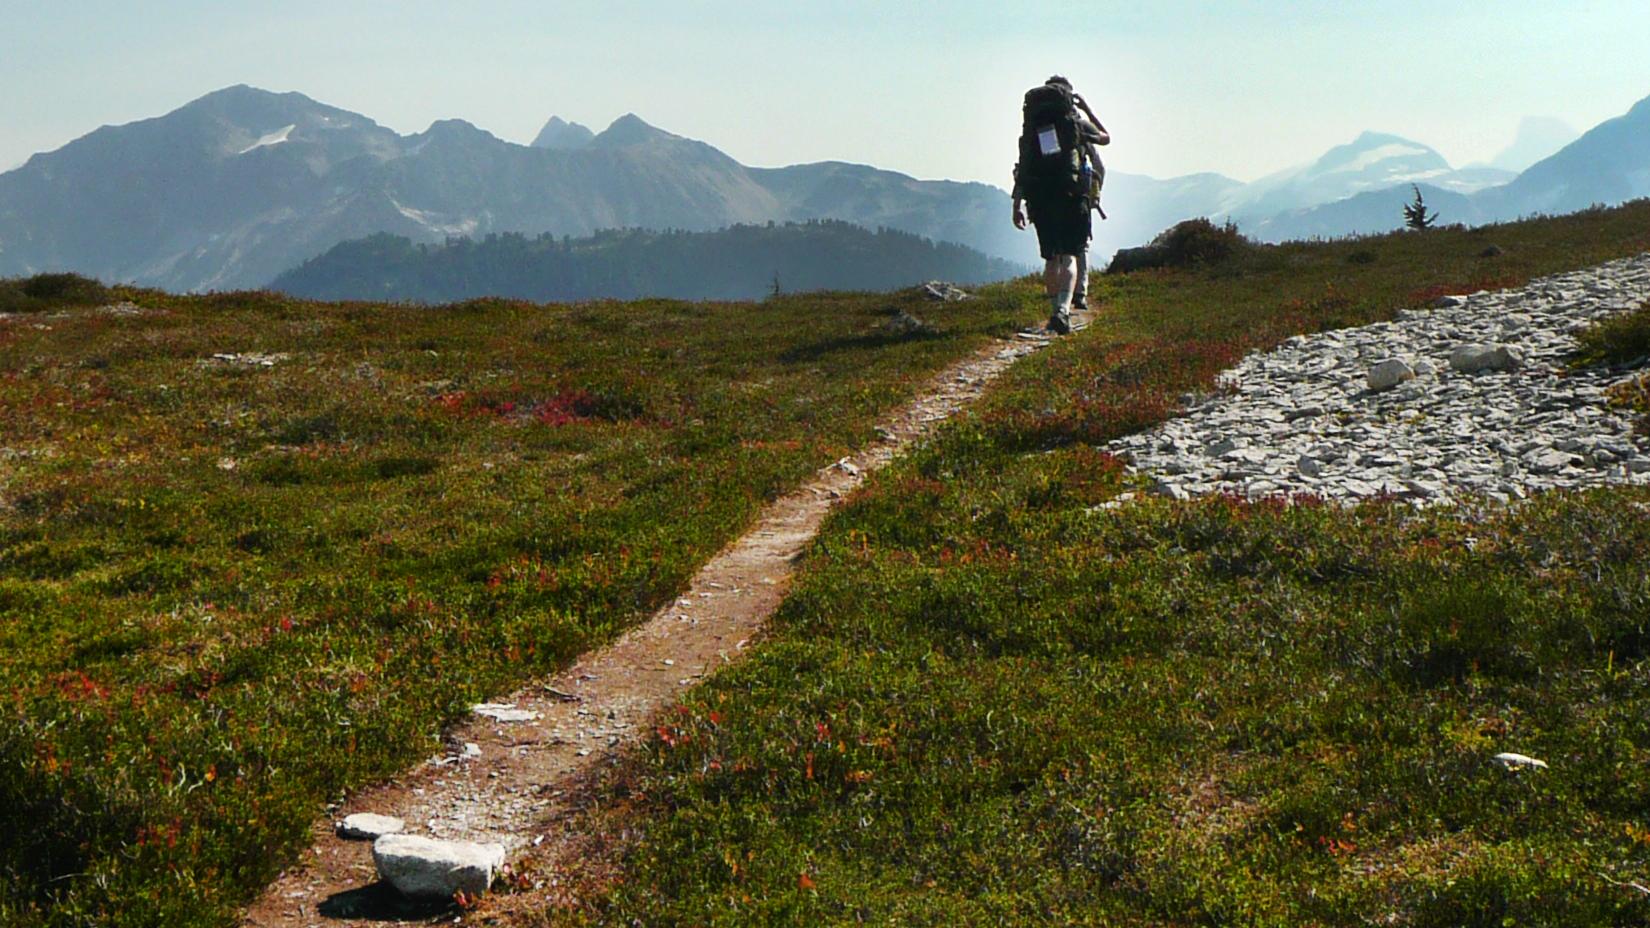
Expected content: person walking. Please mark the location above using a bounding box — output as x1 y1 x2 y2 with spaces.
1011 75 1109 334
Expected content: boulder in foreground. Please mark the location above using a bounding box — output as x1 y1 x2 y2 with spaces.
372 834 505 898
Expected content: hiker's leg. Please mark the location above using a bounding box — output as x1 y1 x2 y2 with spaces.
1046 254 1076 334
1074 248 1088 308
1050 254 1076 305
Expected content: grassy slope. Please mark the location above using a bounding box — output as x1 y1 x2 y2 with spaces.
554 203 1650 926
0 284 1042 926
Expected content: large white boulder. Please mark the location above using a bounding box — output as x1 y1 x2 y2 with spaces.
372 834 505 898
1449 343 1522 372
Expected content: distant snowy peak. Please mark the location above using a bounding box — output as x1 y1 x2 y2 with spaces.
1306 132 1451 186
1222 131 1510 222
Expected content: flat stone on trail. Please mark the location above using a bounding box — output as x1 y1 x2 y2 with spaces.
335 813 404 840
472 703 542 723
1367 358 1416 391
372 834 505 898
1450 343 1521 372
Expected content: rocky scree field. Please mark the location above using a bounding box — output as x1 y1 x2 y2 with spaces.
510 202 1650 927
0 278 1041 927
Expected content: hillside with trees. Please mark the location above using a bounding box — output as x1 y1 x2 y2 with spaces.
271 220 1027 302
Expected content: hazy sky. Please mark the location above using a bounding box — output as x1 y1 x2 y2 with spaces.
5 1 1650 185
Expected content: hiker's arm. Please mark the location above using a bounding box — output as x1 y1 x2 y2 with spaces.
1011 165 1028 229
1073 94 1111 145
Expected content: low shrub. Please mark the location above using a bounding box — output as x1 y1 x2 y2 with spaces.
1573 299 1650 367
0 273 113 313
1106 218 1252 274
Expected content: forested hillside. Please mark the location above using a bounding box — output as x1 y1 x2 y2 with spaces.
272 221 1026 302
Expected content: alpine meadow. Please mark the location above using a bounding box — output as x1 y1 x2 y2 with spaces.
5 201 1650 926
6 4 1650 926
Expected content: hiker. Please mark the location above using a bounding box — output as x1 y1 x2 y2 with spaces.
1012 75 1109 334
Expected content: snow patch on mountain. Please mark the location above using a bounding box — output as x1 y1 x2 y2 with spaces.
1336 143 1432 174
389 197 479 237
238 125 296 155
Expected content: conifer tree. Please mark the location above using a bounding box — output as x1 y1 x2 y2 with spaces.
1403 185 1438 231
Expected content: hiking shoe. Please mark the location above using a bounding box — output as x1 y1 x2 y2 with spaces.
1047 312 1072 335
1072 296 1088 312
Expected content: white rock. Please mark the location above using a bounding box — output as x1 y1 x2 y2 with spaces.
472 703 542 723
1150 480 1190 501
372 834 505 898
1493 752 1549 770
1449 343 1522 372
1367 358 1416 392
1101 255 1650 505
336 813 405 840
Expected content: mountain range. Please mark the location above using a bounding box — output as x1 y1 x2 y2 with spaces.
0 86 1645 293
0 86 1018 292
1237 93 1650 243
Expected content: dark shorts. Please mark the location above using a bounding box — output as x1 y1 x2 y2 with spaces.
1029 196 1091 260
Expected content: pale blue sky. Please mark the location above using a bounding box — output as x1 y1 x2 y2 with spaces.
5 1 1650 185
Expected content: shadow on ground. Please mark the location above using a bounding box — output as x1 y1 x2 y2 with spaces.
316 882 454 922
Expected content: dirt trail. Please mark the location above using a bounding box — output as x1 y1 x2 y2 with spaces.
243 314 1086 927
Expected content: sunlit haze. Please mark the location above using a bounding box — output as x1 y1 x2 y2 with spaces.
5 0 1650 184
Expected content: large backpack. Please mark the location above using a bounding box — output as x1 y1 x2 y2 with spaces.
1017 83 1087 204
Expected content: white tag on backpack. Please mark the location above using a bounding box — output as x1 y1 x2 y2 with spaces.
1037 126 1060 156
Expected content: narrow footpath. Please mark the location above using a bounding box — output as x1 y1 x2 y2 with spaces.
243 311 1086 927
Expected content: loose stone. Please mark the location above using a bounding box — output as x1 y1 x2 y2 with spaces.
336 813 405 841
472 703 543 723
1449 343 1522 373
1367 358 1416 392
1493 752 1549 770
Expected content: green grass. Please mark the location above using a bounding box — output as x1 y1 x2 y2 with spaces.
1573 299 1650 436
1574 299 1650 368
0 283 1042 927
548 202 1650 926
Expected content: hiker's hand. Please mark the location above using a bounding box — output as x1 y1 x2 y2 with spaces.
1012 200 1028 230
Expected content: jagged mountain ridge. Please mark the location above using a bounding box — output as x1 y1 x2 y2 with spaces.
0 86 1024 292
531 116 595 150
